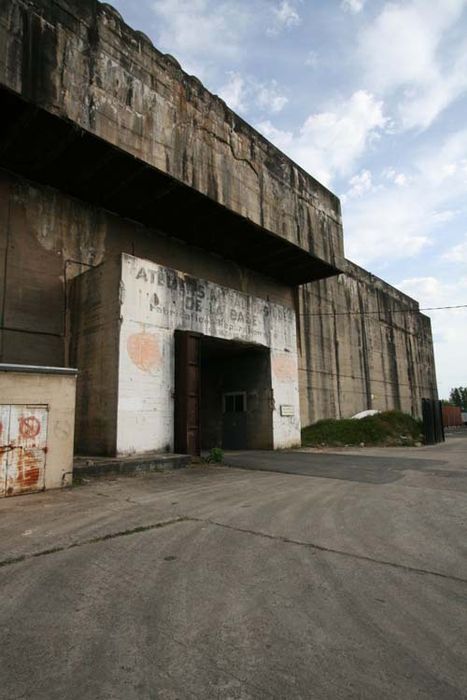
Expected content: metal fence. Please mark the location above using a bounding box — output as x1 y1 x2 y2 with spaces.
422 399 445 445
441 404 463 428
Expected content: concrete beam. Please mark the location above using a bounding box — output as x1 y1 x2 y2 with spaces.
0 0 345 276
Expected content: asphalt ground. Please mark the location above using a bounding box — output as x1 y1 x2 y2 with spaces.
223 449 447 484
0 434 466 699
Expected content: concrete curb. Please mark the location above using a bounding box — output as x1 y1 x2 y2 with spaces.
73 453 191 478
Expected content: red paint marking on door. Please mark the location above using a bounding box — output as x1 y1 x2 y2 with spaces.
19 416 41 439
16 448 41 490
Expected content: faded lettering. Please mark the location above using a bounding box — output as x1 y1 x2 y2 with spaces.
130 261 295 345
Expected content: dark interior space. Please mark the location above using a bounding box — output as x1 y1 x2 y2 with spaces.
200 337 273 451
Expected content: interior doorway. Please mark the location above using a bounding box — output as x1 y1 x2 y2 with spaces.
174 331 273 455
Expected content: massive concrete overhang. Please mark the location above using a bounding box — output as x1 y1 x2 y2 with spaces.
0 0 345 286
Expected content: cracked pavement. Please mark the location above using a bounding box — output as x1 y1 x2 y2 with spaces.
0 434 466 699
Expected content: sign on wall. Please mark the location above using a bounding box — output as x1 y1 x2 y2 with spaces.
122 255 297 351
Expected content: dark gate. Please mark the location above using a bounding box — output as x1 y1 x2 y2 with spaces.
222 392 248 449
174 330 201 455
421 398 445 445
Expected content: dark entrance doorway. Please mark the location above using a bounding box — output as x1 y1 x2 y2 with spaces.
174 331 273 455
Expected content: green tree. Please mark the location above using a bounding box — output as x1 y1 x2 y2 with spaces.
449 387 467 410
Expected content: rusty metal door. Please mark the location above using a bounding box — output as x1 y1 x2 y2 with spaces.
174 331 201 455
0 405 48 497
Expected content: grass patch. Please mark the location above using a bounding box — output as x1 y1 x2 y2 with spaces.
301 411 423 447
204 447 224 464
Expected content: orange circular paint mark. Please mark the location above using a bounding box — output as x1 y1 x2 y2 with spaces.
19 416 41 439
127 332 162 373
272 354 297 382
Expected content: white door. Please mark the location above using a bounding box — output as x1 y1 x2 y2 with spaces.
0 405 48 497
0 404 11 497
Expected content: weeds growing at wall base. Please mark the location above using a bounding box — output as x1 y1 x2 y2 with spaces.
301 411 423 447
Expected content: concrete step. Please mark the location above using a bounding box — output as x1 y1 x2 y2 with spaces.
74 453 191 478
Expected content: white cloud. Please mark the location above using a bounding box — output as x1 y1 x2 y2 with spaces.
400 60 467 131
341 0 366 13
268 0 301 35
151 0 252 76
397 277 443 305
305 51 319 68
383 168 408 186
255 120 294 150
443 234 467 262
256 81 288 113
396 276 467 398
342 169 374 202
417 130 467 187
258 90 386 185
218 72 246 112
219 72 288 115
343 128 467 266
343 188 431 264
358 0 467 129
432 210 457 224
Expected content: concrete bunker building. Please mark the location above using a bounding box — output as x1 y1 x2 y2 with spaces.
0 0 438 457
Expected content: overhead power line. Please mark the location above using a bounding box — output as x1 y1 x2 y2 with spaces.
420 304 467 311
300 304 467 317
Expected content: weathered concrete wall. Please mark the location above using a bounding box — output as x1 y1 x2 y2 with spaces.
69 257 120 455
0 0 344 270
298 262 438 424
0 168 438 438
0 168 294 368
0 0 439 446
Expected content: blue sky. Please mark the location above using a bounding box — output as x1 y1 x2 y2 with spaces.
111 0 467 398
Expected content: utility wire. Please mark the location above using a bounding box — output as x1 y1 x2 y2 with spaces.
300 304 467 317
420 305 467 311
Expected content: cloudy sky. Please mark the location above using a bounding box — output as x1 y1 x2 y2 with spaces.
111 0 467 398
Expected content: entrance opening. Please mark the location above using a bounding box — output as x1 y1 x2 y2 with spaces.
174 331 273 455
201 336 273 451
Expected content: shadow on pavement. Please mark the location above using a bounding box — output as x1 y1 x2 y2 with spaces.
223 450 449 484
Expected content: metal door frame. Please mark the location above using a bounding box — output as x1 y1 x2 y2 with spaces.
174 330 202 456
